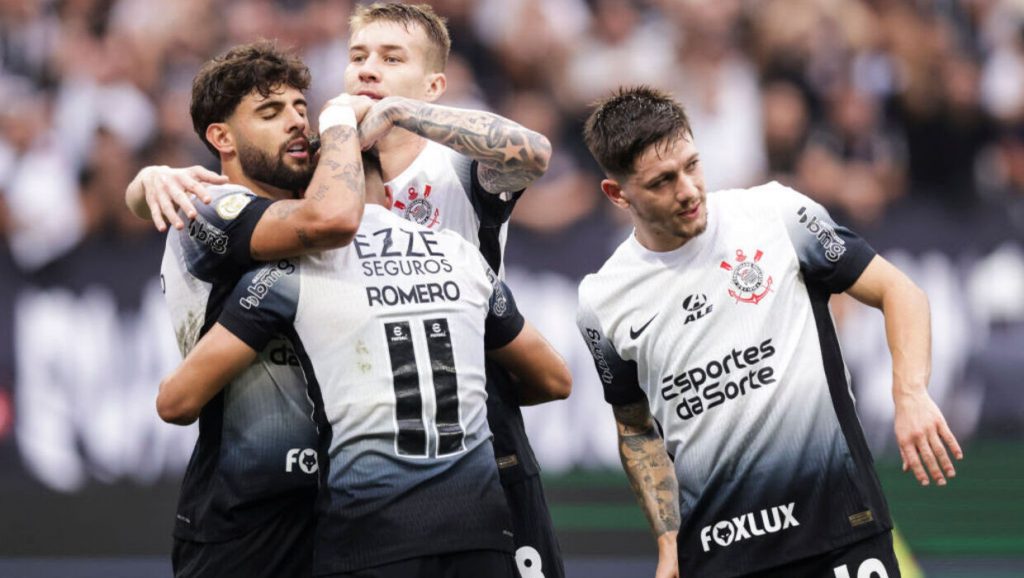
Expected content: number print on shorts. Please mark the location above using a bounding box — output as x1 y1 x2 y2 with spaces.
383 319 465 457
834 558 889 578
515 546 545 578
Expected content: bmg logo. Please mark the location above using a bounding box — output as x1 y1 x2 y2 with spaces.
285 448 318 474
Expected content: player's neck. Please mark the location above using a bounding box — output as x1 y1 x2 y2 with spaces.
222 162 293 201
376 129 428 182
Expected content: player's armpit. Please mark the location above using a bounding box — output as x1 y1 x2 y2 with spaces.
156 323 259 426
613 401 681 540
486 320 571 405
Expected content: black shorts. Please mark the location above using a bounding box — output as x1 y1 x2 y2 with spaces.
749 531 901 578
328 550 516 578
171 504 314 578
503 475 565 578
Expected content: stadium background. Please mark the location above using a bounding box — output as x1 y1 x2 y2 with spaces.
0 0 1021 576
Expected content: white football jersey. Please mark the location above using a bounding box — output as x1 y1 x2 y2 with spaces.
577 182 891 577
218 205 524 574
384 140 520 276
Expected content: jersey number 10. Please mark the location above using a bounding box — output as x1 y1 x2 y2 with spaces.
384 319 465 457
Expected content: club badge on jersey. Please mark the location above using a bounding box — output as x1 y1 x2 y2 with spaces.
720 248 773 305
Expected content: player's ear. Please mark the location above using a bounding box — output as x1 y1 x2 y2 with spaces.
601 178 629 210
423 72 446 102
206 123 235 156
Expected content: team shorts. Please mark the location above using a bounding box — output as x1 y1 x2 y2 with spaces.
327 549 516 578
171 504 314 578
502 474 566 578
749 530 901 578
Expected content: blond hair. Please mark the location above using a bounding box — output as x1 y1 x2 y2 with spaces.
350 3 451 71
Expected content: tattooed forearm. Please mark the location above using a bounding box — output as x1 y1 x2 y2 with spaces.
614 402 681 538
388 99 552 193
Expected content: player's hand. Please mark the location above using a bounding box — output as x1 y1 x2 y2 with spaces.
139 165 224 232
358 96 406 151
894 390 963 486
320 93 375 125
655 531 679 578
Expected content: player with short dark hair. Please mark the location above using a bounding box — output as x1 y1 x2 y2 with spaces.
158 156 572 578
152 40 372 577
577 86 963 578
129 5 565 577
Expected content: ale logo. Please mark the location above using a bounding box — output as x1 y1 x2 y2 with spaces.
682 294 713 325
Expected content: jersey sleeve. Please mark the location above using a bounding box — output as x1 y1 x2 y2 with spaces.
468 160 524 227
483 267 525 350
217 259 300 352
576 293 645 406
182 186 273 279
770 183 877 293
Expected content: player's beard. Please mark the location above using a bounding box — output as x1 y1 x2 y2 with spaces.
237 139 314 193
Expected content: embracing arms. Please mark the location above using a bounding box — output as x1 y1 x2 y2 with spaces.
359 96 552 194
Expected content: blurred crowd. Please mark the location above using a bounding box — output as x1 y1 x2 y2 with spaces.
2 0 1024 275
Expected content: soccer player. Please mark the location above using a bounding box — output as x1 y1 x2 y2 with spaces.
576 86 963 578
158 153 571 578
128 5 564 577
151 41 372 577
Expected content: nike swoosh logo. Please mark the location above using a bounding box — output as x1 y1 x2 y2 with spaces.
629 314 658 340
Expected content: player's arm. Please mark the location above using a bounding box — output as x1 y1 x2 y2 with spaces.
359 96 552 194
613 400 680 578
486 320 572 405
248 96 371 260
846 255 963 486
126 165 225 232
156 324 257 425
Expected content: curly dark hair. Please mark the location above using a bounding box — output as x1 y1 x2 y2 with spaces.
190 40 311 157
583 85 693 179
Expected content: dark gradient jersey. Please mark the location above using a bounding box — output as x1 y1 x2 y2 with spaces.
384 142 540 483
160 185 318 542
219 205 522 574
577 183 891 577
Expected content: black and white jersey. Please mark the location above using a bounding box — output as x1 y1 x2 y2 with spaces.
161 185 318 542
577 182 892 577
385 141 540 482
218 205 523 575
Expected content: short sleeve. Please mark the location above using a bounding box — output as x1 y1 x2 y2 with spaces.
483 267 525 350
181 186 272 281
576 295 644 406
217 259 300 351
770 183 877 293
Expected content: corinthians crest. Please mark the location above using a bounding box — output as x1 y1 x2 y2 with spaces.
391 184 441 228
720 248 773 304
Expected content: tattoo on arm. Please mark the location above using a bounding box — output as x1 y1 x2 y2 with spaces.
614 401 681 538
393 101 552 193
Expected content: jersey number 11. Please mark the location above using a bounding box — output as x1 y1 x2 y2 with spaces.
384 319 465 458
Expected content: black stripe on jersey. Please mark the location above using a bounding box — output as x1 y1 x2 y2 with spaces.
807 283 892 532
384 321 428 457
423 319 464 456
467 160 523 272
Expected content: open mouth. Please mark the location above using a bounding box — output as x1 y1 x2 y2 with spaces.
678 202 701 219
285 138 309 159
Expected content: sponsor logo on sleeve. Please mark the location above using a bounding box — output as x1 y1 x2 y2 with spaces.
239 260 295 310
797 206 847 262
720 249 773 304
187 217 229 255
700 502 799 552
215 192 252 221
